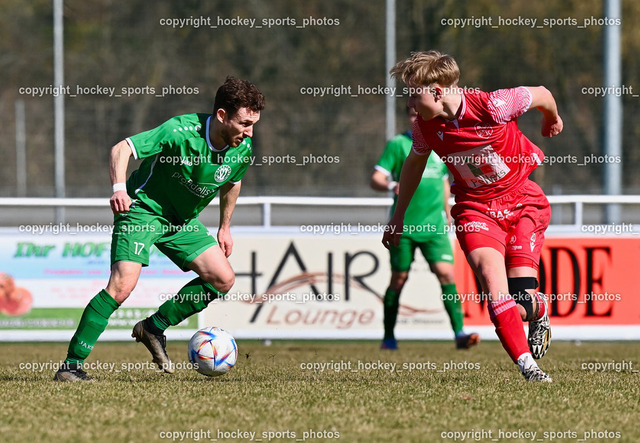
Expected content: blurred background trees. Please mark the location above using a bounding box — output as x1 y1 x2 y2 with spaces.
1 0 638 198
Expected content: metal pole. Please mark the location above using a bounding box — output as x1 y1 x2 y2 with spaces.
262 202 271 229
603 0 622 223
15 100 27 197
385 0 396 142
53 0 65 222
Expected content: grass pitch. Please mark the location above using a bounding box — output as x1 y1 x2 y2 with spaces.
0 340 638 442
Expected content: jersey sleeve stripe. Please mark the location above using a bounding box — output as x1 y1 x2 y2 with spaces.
374 165 391 176
134 154 159 195
125 137 138 160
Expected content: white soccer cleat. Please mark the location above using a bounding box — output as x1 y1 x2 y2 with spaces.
528 292 551 359
522 366 552 382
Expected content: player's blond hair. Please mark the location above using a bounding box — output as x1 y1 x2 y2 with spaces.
390 50 460 87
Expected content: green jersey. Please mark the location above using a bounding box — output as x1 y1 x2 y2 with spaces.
125 113 251 223
376 131 449 238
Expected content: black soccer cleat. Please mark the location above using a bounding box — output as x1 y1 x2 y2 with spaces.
455 332 481 350
132 320 175 374
53 362 94 382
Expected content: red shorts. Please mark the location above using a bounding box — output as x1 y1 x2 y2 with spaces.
451 180 550 270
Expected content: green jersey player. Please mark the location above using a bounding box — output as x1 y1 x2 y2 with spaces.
55 77 265 381
370 107 479 350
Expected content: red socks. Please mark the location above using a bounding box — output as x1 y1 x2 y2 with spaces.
489 296 530 363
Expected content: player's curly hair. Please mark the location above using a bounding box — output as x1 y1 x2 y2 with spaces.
390 50 460 88
214 76 265 117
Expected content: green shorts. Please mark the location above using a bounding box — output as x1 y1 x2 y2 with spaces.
110 206 217 271
389 234 454 272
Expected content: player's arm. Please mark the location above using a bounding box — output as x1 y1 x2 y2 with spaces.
217 181 241 257
109 140 133 214
526 86 563 138
370 169 398 194
382 149 428 249
443 177 452 225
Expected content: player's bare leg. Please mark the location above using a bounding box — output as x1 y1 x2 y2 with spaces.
466 248 550 382
187 245 235 294
106 260 142 304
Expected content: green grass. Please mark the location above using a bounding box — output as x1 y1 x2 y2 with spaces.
0 340 638 442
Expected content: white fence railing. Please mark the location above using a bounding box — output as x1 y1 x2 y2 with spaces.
1 195 640 229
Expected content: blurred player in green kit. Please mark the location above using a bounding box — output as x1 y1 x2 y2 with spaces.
371 107 479 350
55 77 264 381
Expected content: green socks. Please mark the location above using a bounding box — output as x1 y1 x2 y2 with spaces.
149 277 223 333
65 289 120 365
384 283 464 340
382 287 400 340
441 283 464 335
64 278 223 365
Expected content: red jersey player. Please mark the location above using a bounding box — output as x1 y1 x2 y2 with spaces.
383 51 563 382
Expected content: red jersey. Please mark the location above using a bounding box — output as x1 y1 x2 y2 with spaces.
412 87 544 201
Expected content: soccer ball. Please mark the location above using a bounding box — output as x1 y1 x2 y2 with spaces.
188 327 238 377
